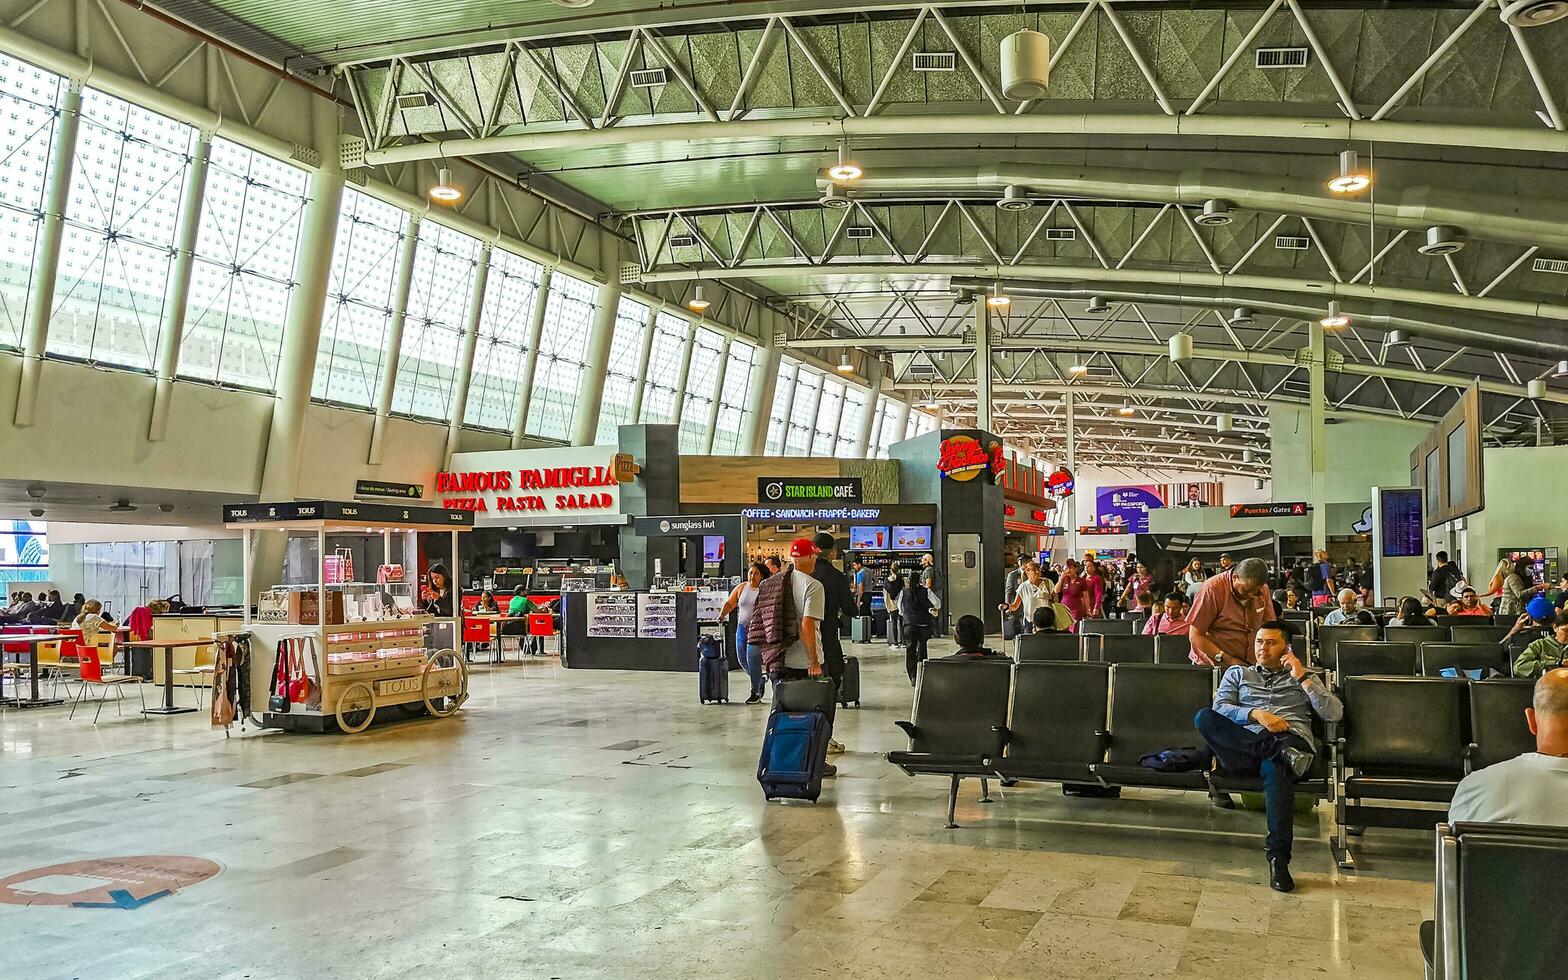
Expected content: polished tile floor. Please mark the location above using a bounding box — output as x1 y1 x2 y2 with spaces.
0 640 1433 978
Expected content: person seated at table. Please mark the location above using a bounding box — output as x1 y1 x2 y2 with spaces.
473 590 500 614
505 587 555 655
72 600 112 642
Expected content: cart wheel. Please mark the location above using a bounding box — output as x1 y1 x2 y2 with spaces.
335 680 376 734
423 648 469 717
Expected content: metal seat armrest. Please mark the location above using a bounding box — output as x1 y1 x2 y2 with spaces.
894 720 918 738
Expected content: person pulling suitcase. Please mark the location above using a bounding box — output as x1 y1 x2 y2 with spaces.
748 538 836 778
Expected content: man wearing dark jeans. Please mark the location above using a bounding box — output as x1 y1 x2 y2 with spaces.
1194 619 1342 893
899 577 934 684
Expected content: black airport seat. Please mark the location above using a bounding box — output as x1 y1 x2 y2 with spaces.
1420 643 1510 679
1433 614 1492 628
886 658 1014 828
1384 624 1450 647
1014 632 1081 662
1423 822 1568 980
1080 618 1133 635
1449 624 1512 646
1465 679 1535 772
1335 641 1419 679
1317 624 1380 670
1154 633 1192 664
1334 676 1469 869
1090 664 1215 790
994 662 1110 785
1209 710 1333 799
1095 635 1156 665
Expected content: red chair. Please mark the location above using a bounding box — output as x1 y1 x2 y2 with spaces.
69 637 145 723
527 612 558 656
461 617 494 663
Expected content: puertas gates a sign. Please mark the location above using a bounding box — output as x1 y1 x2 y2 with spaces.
757 477 862 504
434 446 628 524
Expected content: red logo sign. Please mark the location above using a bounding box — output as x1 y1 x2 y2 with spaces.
938 436 990 482
1046 467 1075 499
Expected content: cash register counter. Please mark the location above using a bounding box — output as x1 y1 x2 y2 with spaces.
561 590 736 672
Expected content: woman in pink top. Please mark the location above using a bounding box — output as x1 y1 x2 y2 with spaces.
1058 560 1090 630
1119 562 1154 614
1142 592 1191 635
1082 559 1107 619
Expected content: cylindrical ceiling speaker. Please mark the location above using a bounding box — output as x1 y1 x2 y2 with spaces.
1000 30 1051 100
1215 413 1233 433
1527 377 1548 399
1169 332 1193 362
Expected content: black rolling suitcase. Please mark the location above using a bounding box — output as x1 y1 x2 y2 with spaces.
837 656 861 707
698 634 728 704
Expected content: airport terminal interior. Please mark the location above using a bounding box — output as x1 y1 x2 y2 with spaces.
2 1 1567 977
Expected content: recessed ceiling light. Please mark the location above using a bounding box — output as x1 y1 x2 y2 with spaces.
826 142 862 182
109 500 137 513
26 485 45 499
159 504 175 513
427 166 463 204
1327 149 1370 194
686 285 711 312
29 507 44 518
1320 301 1350 329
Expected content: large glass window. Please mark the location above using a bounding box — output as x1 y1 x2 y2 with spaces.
678 327 725 453
0 56 62 351
873 396 904 458
785 368 821 456
640 311 689 425
465 246 543 430
526 270 596 440
764 358 798 455
314 189 409 406
394 221 481 421
712 340 759 455
836 386 868 457
180 138 307 390
595 296 650 444
811 377 844 456
51 88 194 371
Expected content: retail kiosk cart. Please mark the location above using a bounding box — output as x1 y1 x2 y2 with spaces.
224 501 474 734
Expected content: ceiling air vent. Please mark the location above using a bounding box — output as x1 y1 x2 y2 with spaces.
395 92 435 111
1275 235 1311 250
668 234 698 250
846 226 875 241
1255 47 1310 69
912 51 956 72
629 68 668 88
1532 257 1568 275
1045 227 1077 241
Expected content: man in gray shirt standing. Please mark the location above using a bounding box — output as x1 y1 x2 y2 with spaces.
1194 619 1343 893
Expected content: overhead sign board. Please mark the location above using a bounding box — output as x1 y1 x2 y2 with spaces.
222 501 472 526
434 445 625 525
1229 502 1310 519
757 477 862 504
632 515 745 538
354 479 423 500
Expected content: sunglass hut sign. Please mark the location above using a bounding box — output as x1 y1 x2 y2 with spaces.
435 448 627 517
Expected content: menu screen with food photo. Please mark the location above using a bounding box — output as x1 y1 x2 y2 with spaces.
849 526 890 550
891 525 931 550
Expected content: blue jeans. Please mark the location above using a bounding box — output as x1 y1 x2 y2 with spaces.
1193 708 1305 862
735 625 765 698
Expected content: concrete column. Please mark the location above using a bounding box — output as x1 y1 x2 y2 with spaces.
148 132 212 441
1309 318 1328 551
368 215 421 464
14 82 82 427
626 302 660 423
444 244 492 464
890 396 911 449
866 398 885 457
820 376 846 456
742 312 782 455
671 319 697 425
510 267 553 447
975 300 993 432
570 270 623 446
702 337 731 454
853 358 883 456
1064 391 1077 560
775 366 798 455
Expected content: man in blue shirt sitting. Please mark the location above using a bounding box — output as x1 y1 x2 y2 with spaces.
1194 619 1343 893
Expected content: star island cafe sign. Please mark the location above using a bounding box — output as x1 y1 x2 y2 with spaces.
434 446 639 525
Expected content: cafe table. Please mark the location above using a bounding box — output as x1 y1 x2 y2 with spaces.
0 632 71 707
117 637 212 715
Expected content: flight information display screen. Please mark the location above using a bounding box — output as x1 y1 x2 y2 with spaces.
1381 489 1424 558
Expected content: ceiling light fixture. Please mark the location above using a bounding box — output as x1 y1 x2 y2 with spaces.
1000 29 1051 100
1067 358 1089 377
1085 296 1109 314
1117 403 1135 416
1327 149 1371 194
1254 477 1267 491
1320 301 1351 329
1386 329 1412 347
686 284 711 313
985 283 1011 308
427 166 463 204
836 353 855 374
26 485 45 499
159 503 175 513
826 142 862 182
1242 448 1254 463
1554 360 1568 377
1215 413 1234 433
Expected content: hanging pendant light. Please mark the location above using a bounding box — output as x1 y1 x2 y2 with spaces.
1320 301 1350 329
687 284 711 312
1327 149 1371 194
428 166 463 204
826 142 863 182
985 282 1011 308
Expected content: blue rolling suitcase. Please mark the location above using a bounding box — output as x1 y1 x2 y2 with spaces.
698 634 728 704
757 708 831 802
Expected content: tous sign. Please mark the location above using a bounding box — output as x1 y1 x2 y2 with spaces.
434 447 625 519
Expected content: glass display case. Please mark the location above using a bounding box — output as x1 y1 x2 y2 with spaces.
587 592 638 638
639 592 679 638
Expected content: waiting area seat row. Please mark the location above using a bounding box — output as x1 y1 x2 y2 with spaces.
1314 623 1512 669
885 660 1535 867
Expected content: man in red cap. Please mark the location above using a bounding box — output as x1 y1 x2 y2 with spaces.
773 537 826 684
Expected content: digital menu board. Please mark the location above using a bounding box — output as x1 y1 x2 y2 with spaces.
849 526 890 550
890 525 932 551
1380 488 1424 558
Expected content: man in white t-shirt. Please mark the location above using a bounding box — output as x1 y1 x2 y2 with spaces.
1449 668 1568 825
778 538 826 677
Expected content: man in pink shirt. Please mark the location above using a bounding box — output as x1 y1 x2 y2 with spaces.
1142 591 1191 635
1188 557 1277 668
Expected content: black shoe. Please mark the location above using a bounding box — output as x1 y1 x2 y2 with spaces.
1268 856 1295 893
745 693 762 704
1209 790 1237 810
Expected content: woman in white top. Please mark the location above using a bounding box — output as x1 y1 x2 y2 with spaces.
719 562 770 704
1182 558 1207 599
999 562 1053 631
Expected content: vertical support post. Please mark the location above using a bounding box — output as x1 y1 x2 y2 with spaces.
975 300 993 433
1309 318 1328 552
445 243 492 464
570 258 623 446
149 132 212 441
743 311 782 455
775 362 799 455
14 81 82 427
1064 391 1077 561
369 215 422 464
511 267 553 447
854 358 884 456
671 318 697 426
890 397 911 448
702 336 731 454
627 302 660 423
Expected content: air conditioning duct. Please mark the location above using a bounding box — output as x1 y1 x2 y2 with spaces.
818 184 852 209
1000 30 1051 100
1195 199 1233 226
1417 225 1465 256
1085 296 1109 314
1227 307 1254 326
1500 0 1568 27
1386 329 1412 346
996 185 1033 212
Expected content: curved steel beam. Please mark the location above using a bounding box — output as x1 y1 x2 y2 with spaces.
830 165 1568 251
355 113 1568 168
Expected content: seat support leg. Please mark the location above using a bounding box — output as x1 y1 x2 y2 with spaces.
978 777 993 804
944 774 960 829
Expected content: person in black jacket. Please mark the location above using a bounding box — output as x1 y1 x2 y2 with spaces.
810 533 854 671
899 578 935 684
